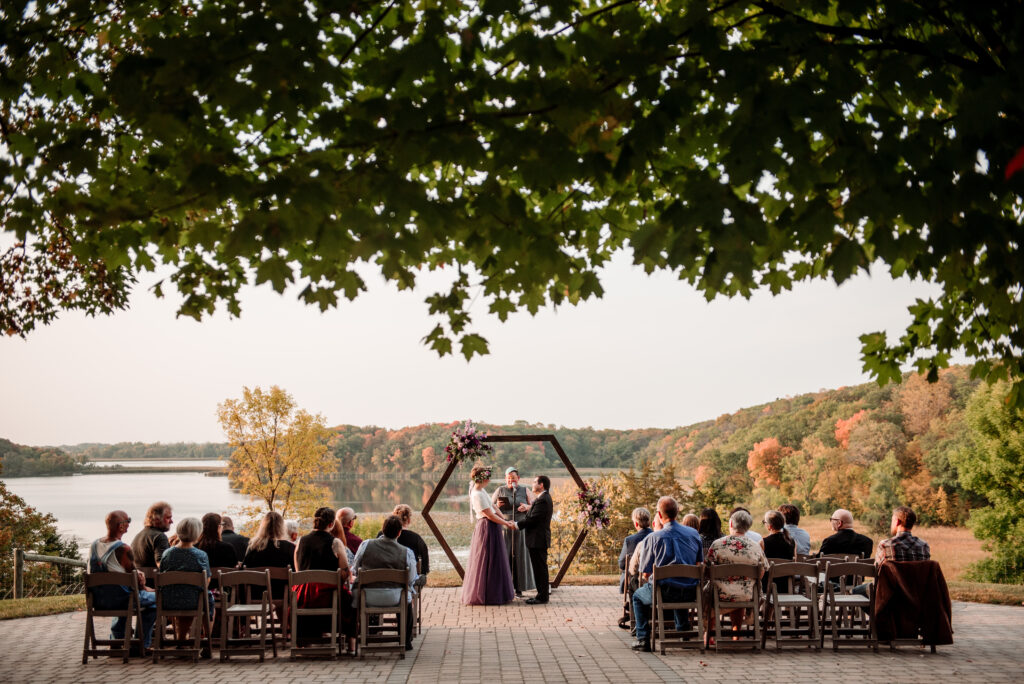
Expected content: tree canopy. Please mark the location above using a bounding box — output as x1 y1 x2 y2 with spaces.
2 1 1022 395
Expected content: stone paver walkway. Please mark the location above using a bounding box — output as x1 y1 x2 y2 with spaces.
1 586 1023 683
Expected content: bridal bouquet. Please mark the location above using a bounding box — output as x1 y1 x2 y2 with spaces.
576 482 611 530
445 420 493 464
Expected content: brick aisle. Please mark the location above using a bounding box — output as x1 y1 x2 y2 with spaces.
2 586 1023 683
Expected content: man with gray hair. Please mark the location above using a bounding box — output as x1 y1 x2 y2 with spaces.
285 519 300 543
617 507 653 629
339 507 363 554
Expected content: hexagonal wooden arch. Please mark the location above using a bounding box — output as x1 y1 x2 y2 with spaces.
421 434 589 588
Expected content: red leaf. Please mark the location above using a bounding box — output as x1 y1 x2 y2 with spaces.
1006 146 1024 180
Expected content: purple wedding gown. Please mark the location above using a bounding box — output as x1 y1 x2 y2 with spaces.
462 489 515 605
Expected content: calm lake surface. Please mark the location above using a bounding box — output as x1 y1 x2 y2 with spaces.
6 467 471 566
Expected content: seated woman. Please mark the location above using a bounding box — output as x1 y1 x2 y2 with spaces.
293 507 356 653
706 509 769 635
761 510 796 593
243 511 295 599
698 508 724 558
159 517 213 649
196 512 238 574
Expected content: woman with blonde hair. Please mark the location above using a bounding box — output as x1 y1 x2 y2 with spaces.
243 511 295 599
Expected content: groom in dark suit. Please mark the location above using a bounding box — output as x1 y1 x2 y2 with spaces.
515 475 553 604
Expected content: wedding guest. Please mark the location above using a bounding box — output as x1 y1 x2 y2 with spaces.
761 511 796 561
338 507 363 554
196 512 238 570
285 520 300 543
388 504 430 580
618 507 652 595
761 510 796 594
706 510 769 635
331 509 356 567
220 515 249 560
294 507 355 651
875 506 930 563
698 508 724 557
732 506 762 543
777 504 810 555
88 510 157 651
159 517 212 651
132 501 173 568
243 511 295 599
631 497 702 652
681 513 700 530
818 509 873 559
353 515 418 651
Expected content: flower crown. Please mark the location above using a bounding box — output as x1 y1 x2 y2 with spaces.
472 467 492 483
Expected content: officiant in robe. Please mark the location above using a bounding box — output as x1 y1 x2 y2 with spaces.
492 467 535 596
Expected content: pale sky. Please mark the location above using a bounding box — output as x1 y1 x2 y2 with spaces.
0 254 945 446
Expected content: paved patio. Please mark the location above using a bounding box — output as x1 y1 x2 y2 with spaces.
2 585 1022 683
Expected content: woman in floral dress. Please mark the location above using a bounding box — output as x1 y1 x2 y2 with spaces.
706 509 769 634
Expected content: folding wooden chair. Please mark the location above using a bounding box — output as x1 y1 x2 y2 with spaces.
874 560 951 653
152 571 212 663
357 568 409 659
82 572 144 664
707 563 762 651
651 563 704 654
821 561 877 651
760 562 820 650
218 569 277 661
288 569 342 659
412 558 424 637
244 565 290 645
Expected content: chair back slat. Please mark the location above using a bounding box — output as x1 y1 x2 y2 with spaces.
707 563 760 580
289 569 342 586
652 563 702 582
86 571 139 590
825 561 876 580
766 562 818 580
358 568 408 586
218 569 271 589
156 571 206 588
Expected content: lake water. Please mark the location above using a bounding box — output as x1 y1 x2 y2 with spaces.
5 470 473 567
89 459 227 468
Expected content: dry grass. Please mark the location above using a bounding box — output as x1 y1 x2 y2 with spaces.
801 516 986 581
0 595 85 620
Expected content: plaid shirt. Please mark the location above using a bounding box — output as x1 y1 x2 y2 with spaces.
875 531 931 563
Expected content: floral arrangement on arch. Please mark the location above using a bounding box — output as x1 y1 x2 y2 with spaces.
445 420 493 465
576 481 611 530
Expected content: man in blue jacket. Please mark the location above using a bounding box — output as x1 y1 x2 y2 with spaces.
631 497 702 652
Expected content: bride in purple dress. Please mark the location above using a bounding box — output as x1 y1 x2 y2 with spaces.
462 465 516 605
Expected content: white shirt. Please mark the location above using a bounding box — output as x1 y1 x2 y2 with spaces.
745 530 763 543
471 488 494 520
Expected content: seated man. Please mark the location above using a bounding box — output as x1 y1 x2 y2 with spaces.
631 497 702 652
131 501 172 568
875 506 930 563
779 503 811 555
618 507 652 628
89 510 157 651
339 507 363 554
818 508 873 559
353 515 419 651
219 515 249 560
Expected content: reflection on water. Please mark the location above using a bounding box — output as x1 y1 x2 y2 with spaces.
325 477 468 514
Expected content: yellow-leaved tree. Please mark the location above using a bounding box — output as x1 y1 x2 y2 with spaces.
217 385 332 521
